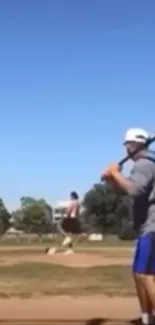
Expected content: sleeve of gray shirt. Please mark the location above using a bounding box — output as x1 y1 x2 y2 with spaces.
128 159 154 197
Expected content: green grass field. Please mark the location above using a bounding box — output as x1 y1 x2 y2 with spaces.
0 263 135 298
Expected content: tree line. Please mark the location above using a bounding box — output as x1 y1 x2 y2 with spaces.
82 182 134 239
0 182 134 240
0 197 53 236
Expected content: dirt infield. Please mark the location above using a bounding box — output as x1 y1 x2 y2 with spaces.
0 244 132 267
45 253 131 267
0 245 136 323
0 296 139 323
0 245 133 252
0 321 140 325
0 253 131 267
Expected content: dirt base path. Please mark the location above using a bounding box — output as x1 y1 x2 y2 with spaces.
0 296 139 323
0 253 131 267
0 245 132 252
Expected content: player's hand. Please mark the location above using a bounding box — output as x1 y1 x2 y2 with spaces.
101 163 120 180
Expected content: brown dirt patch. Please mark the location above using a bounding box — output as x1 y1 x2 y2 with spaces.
45 253 131 267
0 252 131 267
0 296 139 322
0 245 132 251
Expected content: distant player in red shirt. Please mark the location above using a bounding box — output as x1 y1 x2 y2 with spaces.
46 191 81 255
61 191 81 254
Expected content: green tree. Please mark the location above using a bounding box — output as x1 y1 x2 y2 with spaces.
13 197 53 234
20 196 46 210
0 199 11 235
116 195 135 239
11 209 25 230
82 182 132 237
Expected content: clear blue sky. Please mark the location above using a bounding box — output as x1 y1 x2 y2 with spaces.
0 0 155 210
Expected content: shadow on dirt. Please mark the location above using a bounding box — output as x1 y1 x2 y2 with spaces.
84 319 107 325
84 318 135 325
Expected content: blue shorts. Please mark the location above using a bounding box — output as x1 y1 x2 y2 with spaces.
133 232 155 274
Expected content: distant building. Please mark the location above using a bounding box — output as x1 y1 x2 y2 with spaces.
6 227 24 235
52 201 69 223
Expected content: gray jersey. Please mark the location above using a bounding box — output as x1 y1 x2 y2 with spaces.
128 150 155 234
